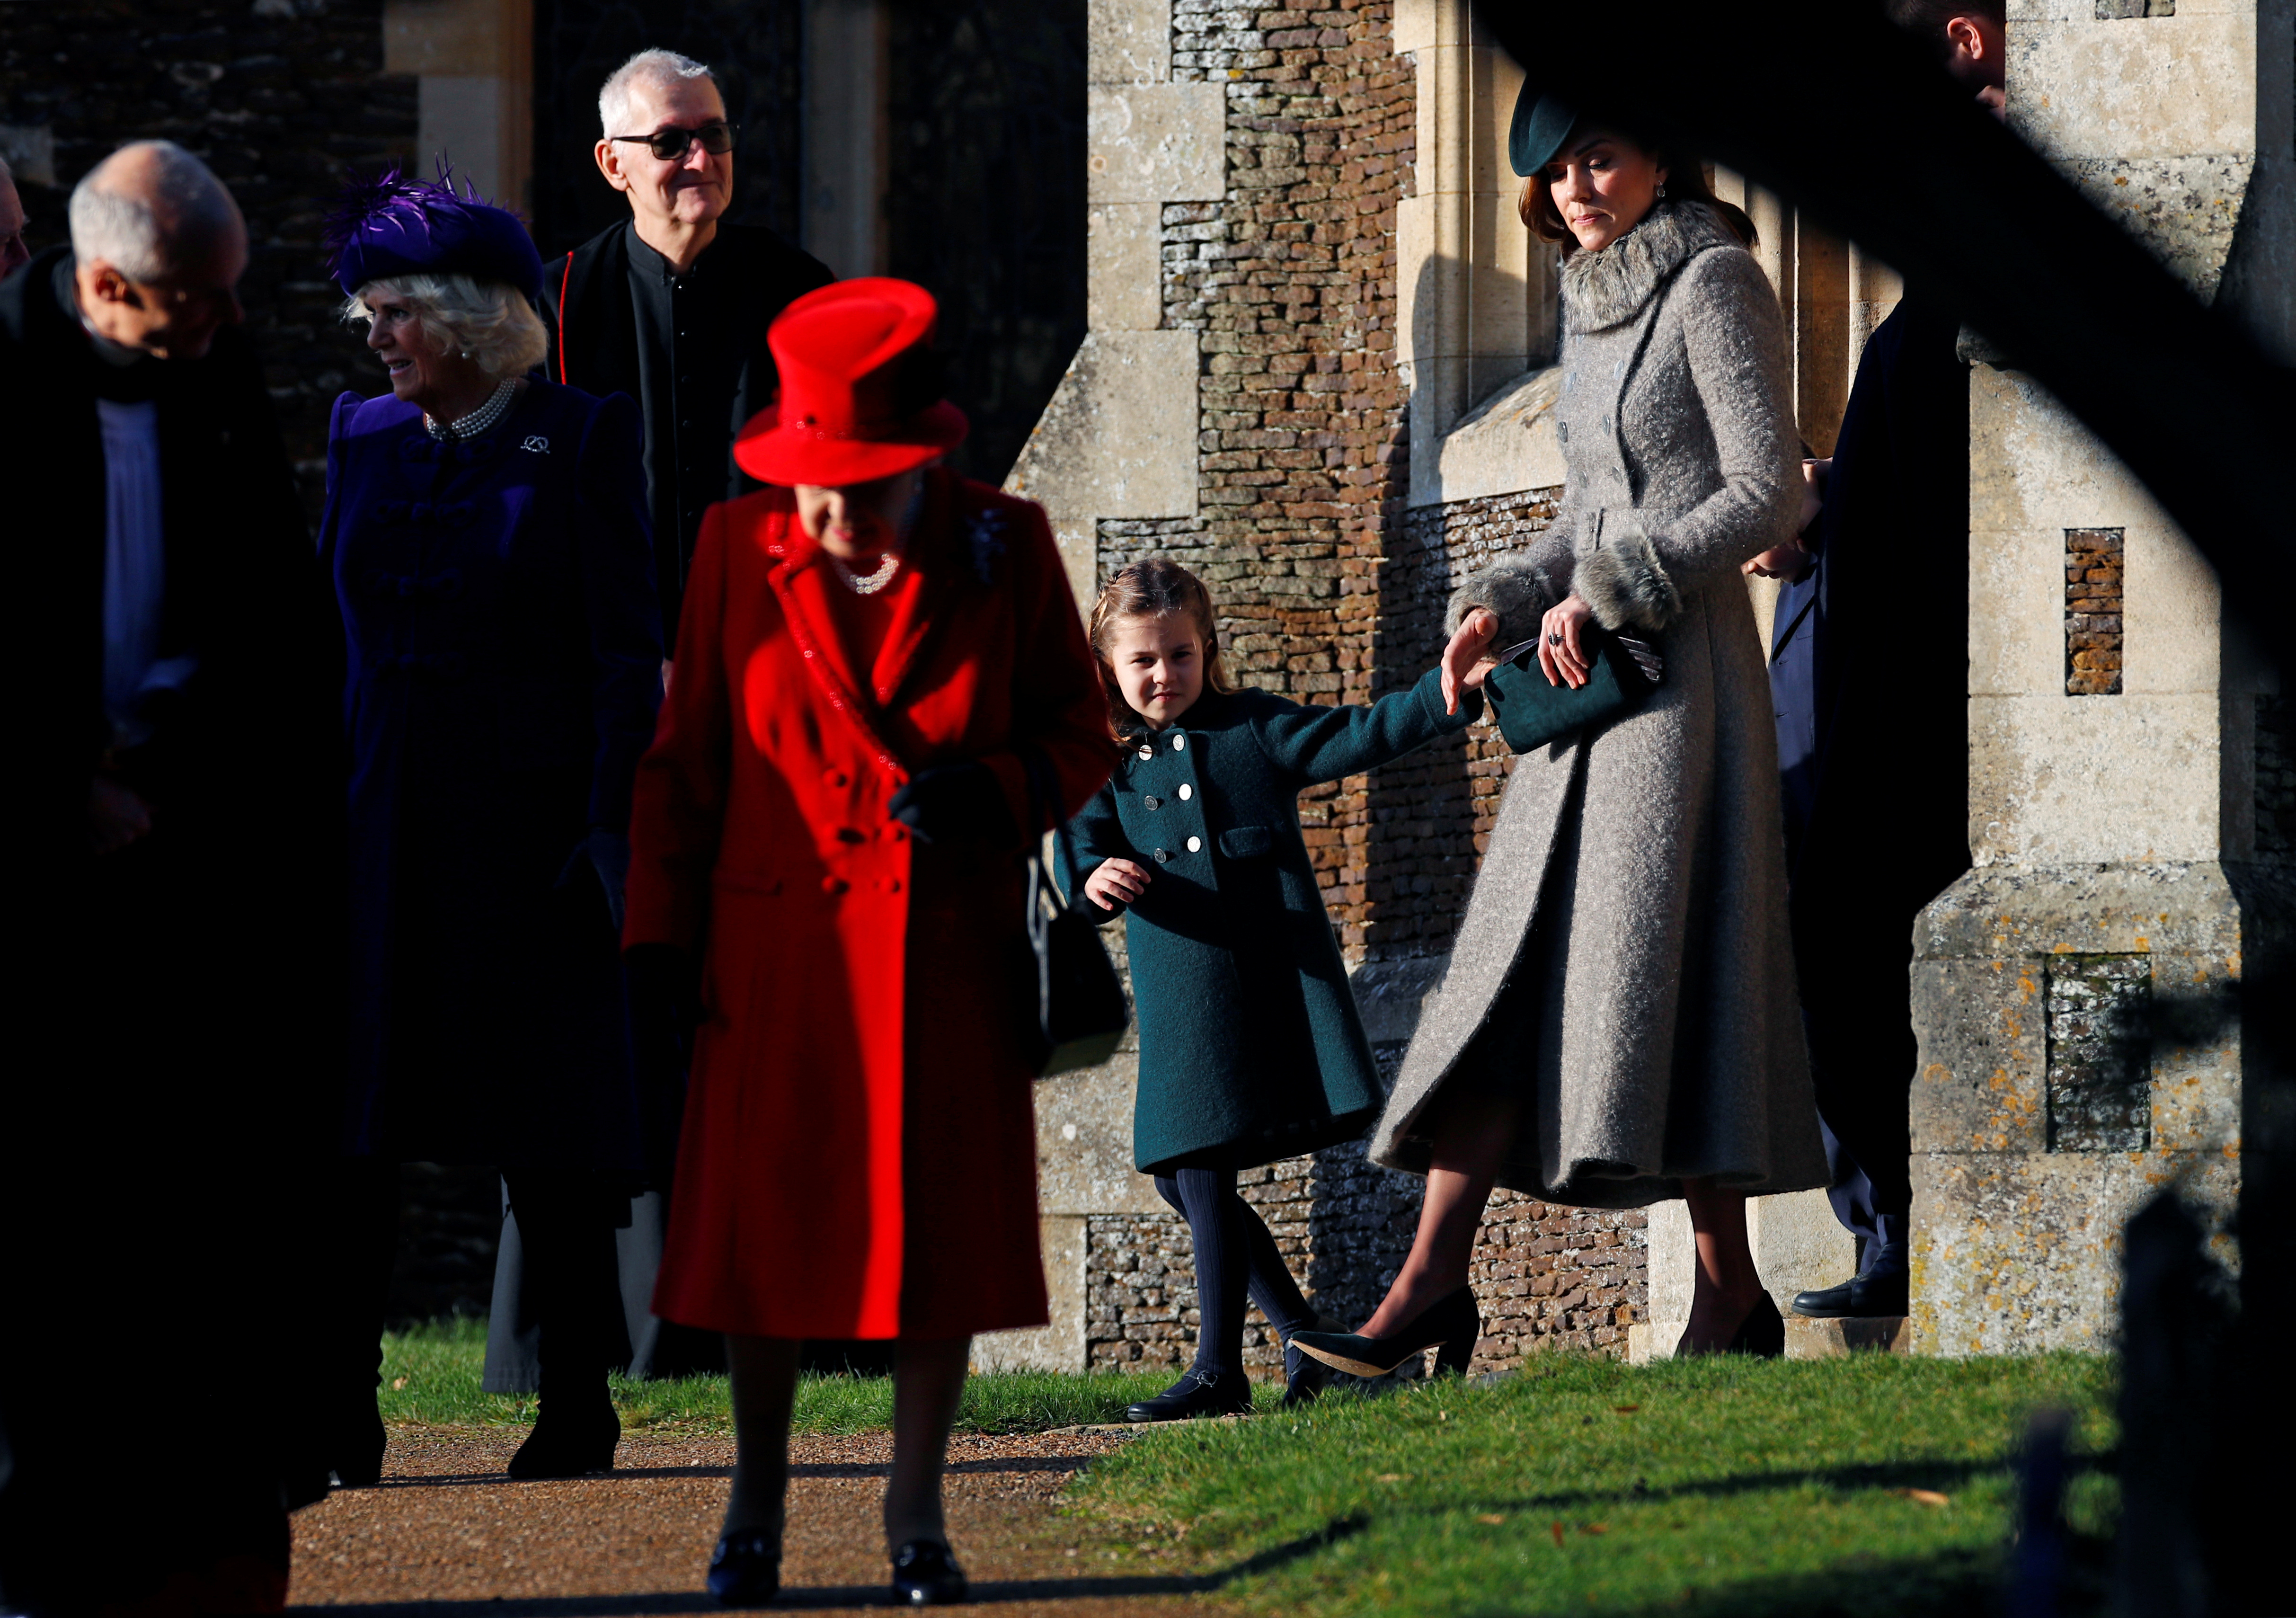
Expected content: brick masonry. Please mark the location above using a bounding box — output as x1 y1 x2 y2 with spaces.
1070 5 1649 1377
2065 526 2126 696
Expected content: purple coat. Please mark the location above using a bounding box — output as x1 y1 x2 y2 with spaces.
320 381 661 1170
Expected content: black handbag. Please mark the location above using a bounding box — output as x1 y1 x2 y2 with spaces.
1021 749 1130 1077
1481 625 1660 754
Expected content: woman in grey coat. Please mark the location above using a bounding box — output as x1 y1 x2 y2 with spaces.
1295 104 1827 1378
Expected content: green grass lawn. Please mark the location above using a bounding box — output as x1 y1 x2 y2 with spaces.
377 1316 1290 1435
1071 1351 2118 1618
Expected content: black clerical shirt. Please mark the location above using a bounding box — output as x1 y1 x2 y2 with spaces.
626 225 744 594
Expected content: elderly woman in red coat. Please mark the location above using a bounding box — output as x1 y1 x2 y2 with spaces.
622 278 1111 1608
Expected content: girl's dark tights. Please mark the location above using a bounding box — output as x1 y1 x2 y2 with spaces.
1153 1165 1315 1377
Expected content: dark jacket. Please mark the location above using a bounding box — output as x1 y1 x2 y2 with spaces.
539 221 832 643
1771 295 1971 952
0 247 345 1603
1062 670 1478 1174
321 381 662 1171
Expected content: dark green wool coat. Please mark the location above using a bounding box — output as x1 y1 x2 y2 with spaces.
1060 668 1480 1173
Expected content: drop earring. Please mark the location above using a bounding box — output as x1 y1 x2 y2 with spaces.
1654 180 1668 200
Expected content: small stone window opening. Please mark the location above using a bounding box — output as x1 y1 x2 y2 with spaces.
2097 0 2173 17
2066 527 2125 696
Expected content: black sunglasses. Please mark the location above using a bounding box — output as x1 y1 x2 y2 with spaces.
610 121 738 162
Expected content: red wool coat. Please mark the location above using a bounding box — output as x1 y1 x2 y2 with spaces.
624 470 1113 1339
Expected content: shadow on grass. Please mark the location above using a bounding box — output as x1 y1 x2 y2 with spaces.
1509 1544 2002 1618
292 1517 1367 1615
1432 1449 2109 1519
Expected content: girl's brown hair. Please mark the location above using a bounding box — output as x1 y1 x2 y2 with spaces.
1517 136 1756 253
1087 559 1234 737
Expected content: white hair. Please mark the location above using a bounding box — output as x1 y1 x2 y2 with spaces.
342 273 550 381
598 48 718 139
69 140 239 281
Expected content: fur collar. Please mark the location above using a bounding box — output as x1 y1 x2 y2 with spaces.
1560 200 1741 334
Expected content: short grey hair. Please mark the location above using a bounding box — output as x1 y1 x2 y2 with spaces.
342 273 550 381
69 140 239 281
598 48 718 139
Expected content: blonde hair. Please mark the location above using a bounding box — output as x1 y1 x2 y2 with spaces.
342 272 549 379
1087 559 1234 737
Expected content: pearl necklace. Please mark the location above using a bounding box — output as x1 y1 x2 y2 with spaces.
425 377 521 442
832 548 903 595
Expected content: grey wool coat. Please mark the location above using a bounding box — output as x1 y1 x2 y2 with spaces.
1370 200 1827 1209
1062 669 1480 1174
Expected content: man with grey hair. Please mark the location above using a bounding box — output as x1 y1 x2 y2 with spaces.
542 46 830 650
0 139 342 1612
0 153 30 277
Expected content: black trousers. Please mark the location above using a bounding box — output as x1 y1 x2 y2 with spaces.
331 1160 629 1421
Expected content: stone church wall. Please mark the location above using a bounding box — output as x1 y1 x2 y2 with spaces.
1048 3 1648 1378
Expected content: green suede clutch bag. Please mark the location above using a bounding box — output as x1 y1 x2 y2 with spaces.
1482 627 1658 754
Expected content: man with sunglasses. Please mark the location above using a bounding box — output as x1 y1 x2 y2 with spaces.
542 48 831 652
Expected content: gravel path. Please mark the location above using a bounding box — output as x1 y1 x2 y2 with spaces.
289 1428 1217 1616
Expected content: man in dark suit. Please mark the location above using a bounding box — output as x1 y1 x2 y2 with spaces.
0 140 342 1615
541 47 833 651
1753 0 2003 1321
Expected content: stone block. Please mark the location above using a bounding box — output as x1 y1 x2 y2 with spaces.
1748 1189 1860 1305
1088 202 1164 333
1909 1147 2236 1355
975 1215 1087 1372
1007 329 1200 525
2058 154 2255 302
1409 363 1566 507
1088 83 1226 205
1033 1055 1167 1218
2010 11 2260 164
1911 956 2046 1154
1969 693 2228 865
1784 1316 1912 1358
1089 0 1171 85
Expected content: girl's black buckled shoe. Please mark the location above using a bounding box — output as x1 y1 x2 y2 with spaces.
1288 1286 1480 1379
1125 1366 1254 1422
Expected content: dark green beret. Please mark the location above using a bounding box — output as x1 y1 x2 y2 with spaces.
1508 83 1578 178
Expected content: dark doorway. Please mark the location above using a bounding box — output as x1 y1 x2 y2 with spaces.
531 0 806 258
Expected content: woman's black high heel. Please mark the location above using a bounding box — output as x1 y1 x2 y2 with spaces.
1288 1286 1480 1378
1727 1292 1786 1359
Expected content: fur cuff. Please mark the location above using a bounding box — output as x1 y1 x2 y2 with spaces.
1574 530 1682 633
1447 559 1562 647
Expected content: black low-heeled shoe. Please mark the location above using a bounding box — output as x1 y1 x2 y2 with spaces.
1290 1286 1480 1379
329 1407 388 1488
506 1397 621 1479
1126 1366 1254 1422
706 1529 781 1607
891 1538 967 1606
1727 1293 1787 1359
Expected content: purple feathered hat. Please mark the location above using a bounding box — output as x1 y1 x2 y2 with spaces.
327 163 544 305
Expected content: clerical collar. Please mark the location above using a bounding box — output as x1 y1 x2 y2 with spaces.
626 221 715 284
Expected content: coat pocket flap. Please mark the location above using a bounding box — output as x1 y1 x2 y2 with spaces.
1219 826 1274 858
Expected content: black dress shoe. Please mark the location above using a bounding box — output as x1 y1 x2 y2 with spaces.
1727 1293 1786 1358
329 1408 388 1488
1126 1367 1254 1422
890 1539 967 1606
706 1530 781 1607
1290 1286 1480 1379
506 1397 620 1479
1792 1269 1909 1319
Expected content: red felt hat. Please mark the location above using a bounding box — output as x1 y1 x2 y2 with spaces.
735 278 969 487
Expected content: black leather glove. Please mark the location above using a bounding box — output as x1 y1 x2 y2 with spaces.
557 827 631 930
888 761 1017 845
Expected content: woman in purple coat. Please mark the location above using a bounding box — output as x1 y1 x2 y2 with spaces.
320 171 662 1482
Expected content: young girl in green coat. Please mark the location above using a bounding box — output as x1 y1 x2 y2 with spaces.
1063 559 1487 1420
